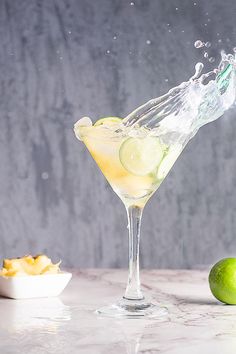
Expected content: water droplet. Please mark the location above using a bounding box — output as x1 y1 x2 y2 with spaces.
204 52 208 58
206 12 209 15
191 62 204 80
41 172 49 180
205 41 211 48
130 1 134 5
146 39 151 45
165 78 169 82
208 57 215 63
181 30 185 33
233 47 236 53
59 56 63 60
106 50 110 54
113 35 117 40
204 23 208 26
194 2 197 5
175 7 178 10
168 29 172 33
167 23 170 26
194 40 204 48
207 18 211 22
68 31 72 34
218 39 222 43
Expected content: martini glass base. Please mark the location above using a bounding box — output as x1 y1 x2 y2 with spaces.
96 298 168 319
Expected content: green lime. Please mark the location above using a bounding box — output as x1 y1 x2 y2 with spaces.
119 137 164 176
209 258 236 304
94 117 122 126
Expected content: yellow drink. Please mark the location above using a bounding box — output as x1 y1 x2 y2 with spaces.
76 118 183 208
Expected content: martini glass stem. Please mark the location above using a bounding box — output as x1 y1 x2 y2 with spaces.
124 205 144 300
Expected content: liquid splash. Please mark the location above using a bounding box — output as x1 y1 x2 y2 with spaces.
122 51 236 142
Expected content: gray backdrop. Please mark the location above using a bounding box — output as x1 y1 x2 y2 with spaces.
0 0 236 269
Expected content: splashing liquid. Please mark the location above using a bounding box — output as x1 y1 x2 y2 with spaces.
122 51 236 142
74 50 236 209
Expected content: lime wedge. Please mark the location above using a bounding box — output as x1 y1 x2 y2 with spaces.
157 144 182 180
216 64 233 94
119 137 164 176
94 117 122 126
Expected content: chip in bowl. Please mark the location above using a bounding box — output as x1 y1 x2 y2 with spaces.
0 255 72 299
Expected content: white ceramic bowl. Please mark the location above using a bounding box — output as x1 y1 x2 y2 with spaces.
0 272 72 299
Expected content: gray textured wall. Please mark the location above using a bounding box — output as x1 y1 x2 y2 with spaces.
0 0 236 269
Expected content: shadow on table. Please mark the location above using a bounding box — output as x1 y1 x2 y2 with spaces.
177 297 220 306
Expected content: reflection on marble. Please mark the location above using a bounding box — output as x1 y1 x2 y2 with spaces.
1 269 236 353
0 298 71 333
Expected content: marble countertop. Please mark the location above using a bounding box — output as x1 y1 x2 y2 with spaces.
0 269 235 354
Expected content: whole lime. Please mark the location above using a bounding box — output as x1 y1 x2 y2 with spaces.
209 258 236 304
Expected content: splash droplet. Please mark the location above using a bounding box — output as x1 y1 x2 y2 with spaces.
176 7 178 10
41 172 49 180
233 47 236 53
205 41 211 48
106 50 110 54
68 31 72 34
130 1 134 5
204 52 208 58
165 78 169 82
113 35 117 40
194 40 204 48
193 2 197 5
209 57 215 63
146 39 151 45
191 62 204 80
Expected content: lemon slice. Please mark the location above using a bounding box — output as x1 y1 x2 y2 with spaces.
119 137 164 176
157 144 182 180
94 117 122 126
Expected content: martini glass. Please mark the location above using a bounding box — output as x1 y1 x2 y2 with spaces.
74 59 235 318
74 117 186 318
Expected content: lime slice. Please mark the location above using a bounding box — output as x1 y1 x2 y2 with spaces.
157 144 182 180
94 117 122 126
74 117 92 140
119 137 164 176
209 258 236 304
